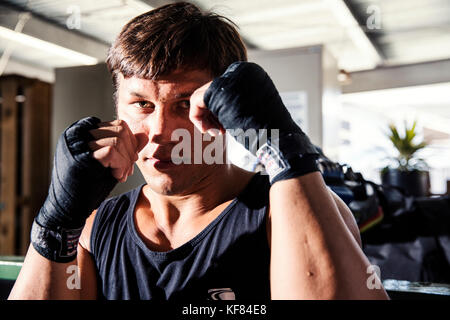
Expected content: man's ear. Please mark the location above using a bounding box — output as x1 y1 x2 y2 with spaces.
113 72 126 120
113 93 119 120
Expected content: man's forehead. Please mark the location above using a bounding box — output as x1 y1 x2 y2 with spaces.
119 69 212 92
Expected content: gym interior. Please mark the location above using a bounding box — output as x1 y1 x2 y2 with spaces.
0 0 449 300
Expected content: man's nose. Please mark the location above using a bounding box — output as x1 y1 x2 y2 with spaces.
146 106 177 145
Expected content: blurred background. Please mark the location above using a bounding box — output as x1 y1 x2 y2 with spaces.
0 0 450 297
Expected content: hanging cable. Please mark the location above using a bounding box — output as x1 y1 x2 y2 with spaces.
0 8 32 76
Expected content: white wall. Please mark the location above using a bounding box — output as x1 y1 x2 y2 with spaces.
321 47 342 160
249 46 323 147
248 45 341 160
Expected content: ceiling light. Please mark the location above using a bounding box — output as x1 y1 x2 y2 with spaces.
338 69 352 84
0 25 98 65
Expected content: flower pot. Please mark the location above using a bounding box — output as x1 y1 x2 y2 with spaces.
381 169 430 197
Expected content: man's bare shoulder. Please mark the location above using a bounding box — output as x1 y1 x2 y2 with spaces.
79 210 97 253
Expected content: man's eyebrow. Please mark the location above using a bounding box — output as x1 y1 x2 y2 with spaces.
129 91 147 98
127 90 194 100
173 91 194 99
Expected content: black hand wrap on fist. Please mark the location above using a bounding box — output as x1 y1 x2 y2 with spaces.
204 62 320 184
31 117 117 262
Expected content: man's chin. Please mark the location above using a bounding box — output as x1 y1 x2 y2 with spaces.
139 165 191 195
145 176 191 196
137 160 220 196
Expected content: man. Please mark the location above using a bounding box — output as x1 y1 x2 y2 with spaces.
9 2 388 300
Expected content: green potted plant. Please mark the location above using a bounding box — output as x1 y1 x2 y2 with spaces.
381 120 430 197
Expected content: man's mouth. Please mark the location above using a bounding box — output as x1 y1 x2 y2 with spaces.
146 157 175 170
145 155 191 169
148 156 172 162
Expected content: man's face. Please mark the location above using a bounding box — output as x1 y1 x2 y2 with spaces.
116 69 224 195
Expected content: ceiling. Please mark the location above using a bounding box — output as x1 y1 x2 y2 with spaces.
1 0 153 44
1 0 449 72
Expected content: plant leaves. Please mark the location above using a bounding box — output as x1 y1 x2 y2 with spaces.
385 121 428 171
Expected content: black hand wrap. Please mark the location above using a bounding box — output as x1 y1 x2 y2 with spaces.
31 117 117 262
204 61 320 184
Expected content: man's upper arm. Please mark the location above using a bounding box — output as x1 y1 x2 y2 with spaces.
77 211 98 299
328 188 362 248
265 187 362 249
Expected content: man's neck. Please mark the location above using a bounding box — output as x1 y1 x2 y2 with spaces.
140 164 255 235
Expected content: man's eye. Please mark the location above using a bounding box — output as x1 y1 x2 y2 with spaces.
135 101 153 109
179 100 190 109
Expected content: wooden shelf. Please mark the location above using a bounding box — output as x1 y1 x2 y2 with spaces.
0 75 52 255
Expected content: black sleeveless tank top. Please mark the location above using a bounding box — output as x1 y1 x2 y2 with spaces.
90 173 271 300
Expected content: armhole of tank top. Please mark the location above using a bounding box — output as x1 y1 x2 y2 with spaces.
259 177 271 248
89 187 142 258
90 199 110 258
263 202 270 248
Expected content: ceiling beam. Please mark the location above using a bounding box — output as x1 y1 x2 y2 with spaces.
342 0 386 60
325 0 384 69
0 4 110 62
342 59 450 93
0 1 110 46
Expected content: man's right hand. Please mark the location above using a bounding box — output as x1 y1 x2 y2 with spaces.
31 117 144 263
88 119 141 183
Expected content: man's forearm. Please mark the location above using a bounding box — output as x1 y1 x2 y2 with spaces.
8 245 80 300
269 172 388 300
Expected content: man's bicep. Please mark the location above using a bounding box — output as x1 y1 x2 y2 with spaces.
77 243 98 299
266 188 362 249
328 188 362 248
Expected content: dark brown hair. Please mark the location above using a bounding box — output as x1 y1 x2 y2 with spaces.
106 2 247 92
